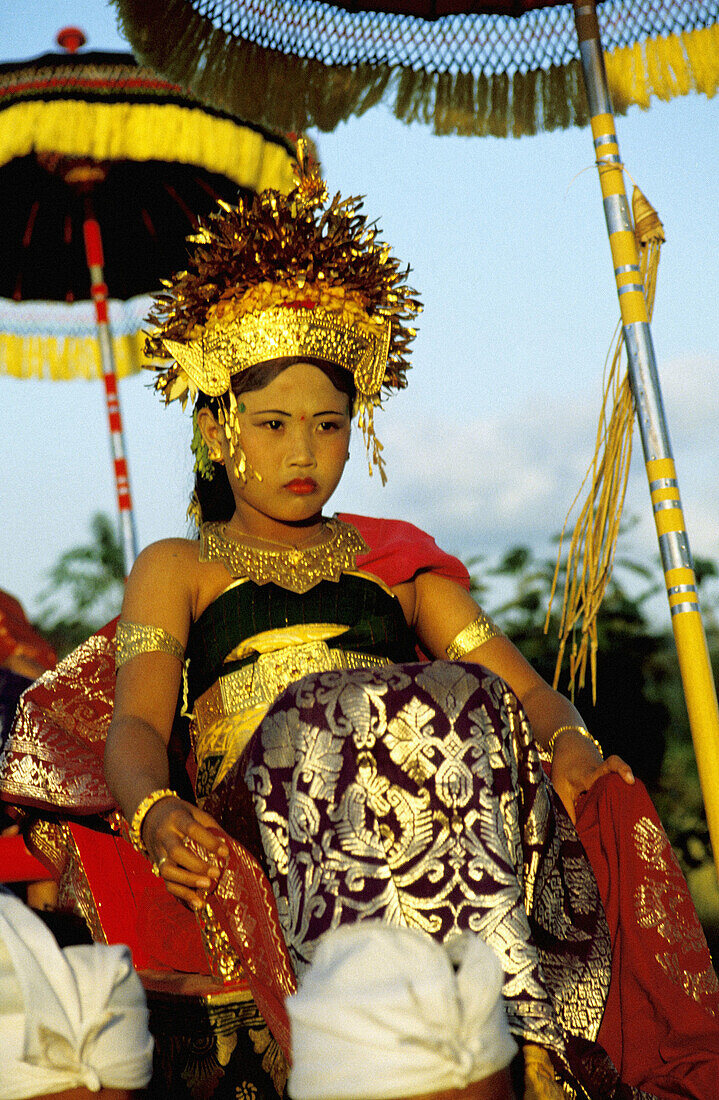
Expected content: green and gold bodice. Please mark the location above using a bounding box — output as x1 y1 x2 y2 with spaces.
186 571 418 799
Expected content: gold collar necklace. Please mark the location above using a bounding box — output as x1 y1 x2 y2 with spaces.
199 518 369 594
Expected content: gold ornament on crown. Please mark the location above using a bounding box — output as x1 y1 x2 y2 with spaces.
145 142 421 485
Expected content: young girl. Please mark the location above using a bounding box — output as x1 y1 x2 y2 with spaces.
6 147 718 1099
107 352 629 904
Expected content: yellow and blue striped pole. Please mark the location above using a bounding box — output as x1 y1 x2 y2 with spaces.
573 0 719 876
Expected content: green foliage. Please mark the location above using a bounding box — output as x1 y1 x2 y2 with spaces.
469 540 672 788
469 535 719 939
35 513 125 657
650 563 719 880
693 556 719 637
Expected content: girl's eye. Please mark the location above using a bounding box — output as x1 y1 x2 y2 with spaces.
261 419 284 430
318 420 342 432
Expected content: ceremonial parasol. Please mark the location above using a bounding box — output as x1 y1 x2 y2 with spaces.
114 0 719 872
0 28 295 573
111 0 719 137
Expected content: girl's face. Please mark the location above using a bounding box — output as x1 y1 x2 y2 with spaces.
198 361 351 536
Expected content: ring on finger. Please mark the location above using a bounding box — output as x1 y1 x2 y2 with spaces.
152 855 169 877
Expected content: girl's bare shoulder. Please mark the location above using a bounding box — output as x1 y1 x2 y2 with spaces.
122 538 202 621
135 536 201 567
128 537 203 586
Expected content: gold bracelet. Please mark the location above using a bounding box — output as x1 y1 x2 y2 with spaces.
547 725 603 760
115 621 185 670
129 788 178 853
446 611 502 660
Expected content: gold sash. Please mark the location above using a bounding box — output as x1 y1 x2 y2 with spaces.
192 628 391 797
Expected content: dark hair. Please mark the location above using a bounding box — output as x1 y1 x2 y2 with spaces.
192 358 355 526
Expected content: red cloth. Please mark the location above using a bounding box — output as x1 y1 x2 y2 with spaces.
0 590 56 670
67 821 210 974
194 814 297 1058
0 619 117 814
575 774 719 1099
339 512 471 590
0 834 48 881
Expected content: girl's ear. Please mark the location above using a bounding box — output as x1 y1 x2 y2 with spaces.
196 407 223 455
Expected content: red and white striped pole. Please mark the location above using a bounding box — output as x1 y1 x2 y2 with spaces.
82 202 138 575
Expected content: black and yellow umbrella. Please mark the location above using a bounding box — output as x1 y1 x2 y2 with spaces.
113 0 719 869
0 29 295 573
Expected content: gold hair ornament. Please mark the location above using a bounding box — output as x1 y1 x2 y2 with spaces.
191 408 215 481
145 141 421 486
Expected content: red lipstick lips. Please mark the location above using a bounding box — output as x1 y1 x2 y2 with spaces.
285 478 317 495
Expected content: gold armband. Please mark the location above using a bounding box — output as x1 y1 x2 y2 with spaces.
547 725 603 760
115 621 185 669
129 788 178 853
446 611 502 660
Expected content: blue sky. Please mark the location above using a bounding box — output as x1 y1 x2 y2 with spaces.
1 0 718 626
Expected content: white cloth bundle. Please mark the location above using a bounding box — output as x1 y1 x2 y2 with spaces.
0 890 153 1099
287 924 518 1100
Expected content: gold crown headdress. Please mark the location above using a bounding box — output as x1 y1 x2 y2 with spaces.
145 142 421 485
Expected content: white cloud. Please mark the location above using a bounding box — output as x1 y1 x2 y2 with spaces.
3 342 716 624
659 352 719 438
335 352 719 579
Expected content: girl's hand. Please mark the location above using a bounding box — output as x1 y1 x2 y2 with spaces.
141 796 230 910
550 728 634 823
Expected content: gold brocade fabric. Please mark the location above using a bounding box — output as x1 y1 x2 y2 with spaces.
27 817 107 944
199 518 368 593
192 623 392 800
145 981 289 1097
197 894 248 983
0 631 116 811
225 623 350 663
26 815 71 880
238 660 611 1062
633 816 719 1018
194 706 269 801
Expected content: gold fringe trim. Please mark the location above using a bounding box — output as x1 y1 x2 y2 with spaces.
0 99 295 195
0 329 149 380
546 187 664 700
606 25 719 113
114 0 591 136
114 0 718 137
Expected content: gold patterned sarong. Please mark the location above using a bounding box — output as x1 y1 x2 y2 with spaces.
236 660 612 1066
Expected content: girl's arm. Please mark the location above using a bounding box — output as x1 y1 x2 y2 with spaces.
404 570 633 821
104 540 228 909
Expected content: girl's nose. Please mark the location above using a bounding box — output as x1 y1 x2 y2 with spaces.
288 425 315 466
